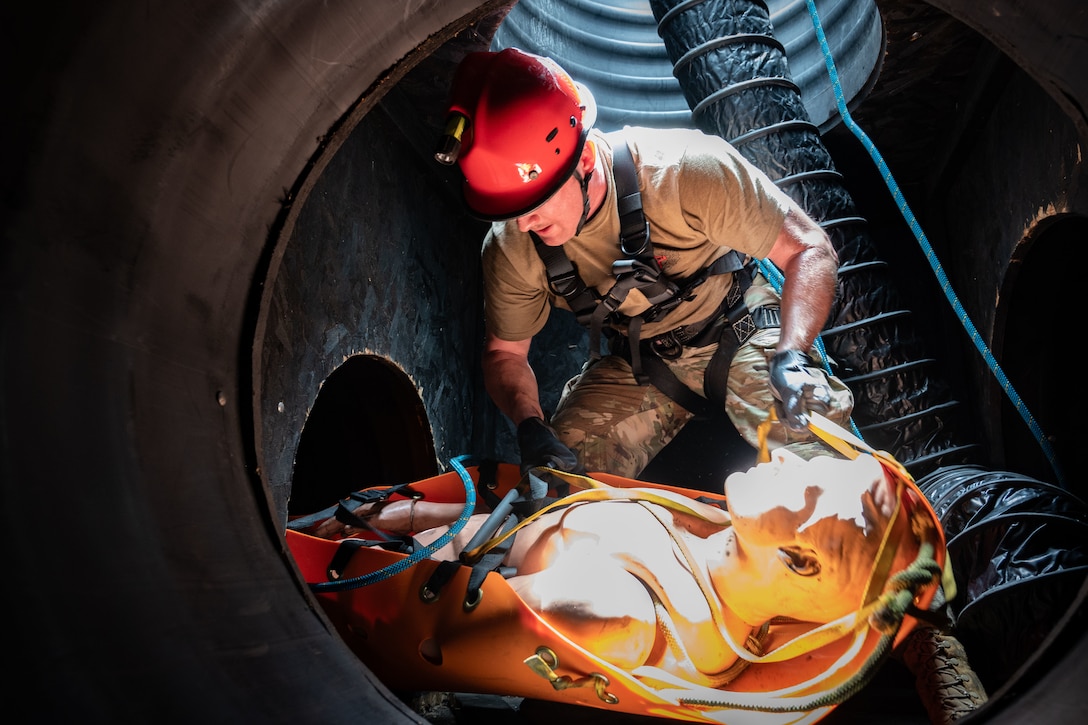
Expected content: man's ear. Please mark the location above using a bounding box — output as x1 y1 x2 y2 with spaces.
581 140 597 174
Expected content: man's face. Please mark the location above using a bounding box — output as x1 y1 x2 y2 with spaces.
514 173 584 245
513 143 595 245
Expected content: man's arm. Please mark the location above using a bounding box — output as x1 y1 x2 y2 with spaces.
764 204 840 431
765 204 839 353
483 330 583 474
482 331 544 426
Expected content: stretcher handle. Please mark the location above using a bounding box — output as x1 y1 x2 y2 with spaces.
460 486 520 559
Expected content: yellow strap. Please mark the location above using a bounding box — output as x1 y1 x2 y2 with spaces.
805 412 916 482
757 409 774 463
760 410 914 485
460 472 730 563
802 412 956 600
860 478 905 608
473 413 950 665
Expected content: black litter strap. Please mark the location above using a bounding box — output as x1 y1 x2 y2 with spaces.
420 559 462 601
286 481 423 533
419 513 521 609
326 536 416 581
474 459 504 512
465 513 520 596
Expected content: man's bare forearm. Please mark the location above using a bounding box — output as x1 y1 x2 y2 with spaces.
777 242 837 353
483 347 546 425
769 207 839 353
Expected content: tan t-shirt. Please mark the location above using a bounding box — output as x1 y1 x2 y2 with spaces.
482 126 790 341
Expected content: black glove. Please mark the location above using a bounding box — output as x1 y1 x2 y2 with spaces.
768 349 832 432
516 417 583 476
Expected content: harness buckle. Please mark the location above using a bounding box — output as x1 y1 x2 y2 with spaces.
548 269 582 297
619 220 651 257
729 305 780 346
649 332 683 360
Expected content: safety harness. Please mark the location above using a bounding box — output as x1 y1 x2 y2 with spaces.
531 133 781 417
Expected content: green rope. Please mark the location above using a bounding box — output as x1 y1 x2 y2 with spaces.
677 543 942 712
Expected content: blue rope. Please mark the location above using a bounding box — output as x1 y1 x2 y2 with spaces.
804 0 1066 489
309 454 479 592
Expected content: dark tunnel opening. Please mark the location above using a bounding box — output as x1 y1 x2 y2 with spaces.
998 215 1088 491
288 355 438 516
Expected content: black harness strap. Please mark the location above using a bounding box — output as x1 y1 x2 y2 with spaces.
586 260 667 369
533 231 600 327
614 138 651 257
531 133 777 416
326 536 416 581
624 259 761 418
638 353 715 417
703 303 780 408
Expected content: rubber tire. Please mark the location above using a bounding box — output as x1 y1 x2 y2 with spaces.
2 0 1084 723
2 1 504 722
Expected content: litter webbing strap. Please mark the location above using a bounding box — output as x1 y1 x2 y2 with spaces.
309 455 478 592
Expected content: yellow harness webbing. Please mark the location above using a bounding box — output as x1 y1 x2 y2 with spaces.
459 473 729 564
293 416 952 722
465 413 950 668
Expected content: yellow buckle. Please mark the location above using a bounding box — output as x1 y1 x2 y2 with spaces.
524 646 619 705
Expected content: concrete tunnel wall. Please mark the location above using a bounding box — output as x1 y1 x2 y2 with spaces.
2 0 1086 722
935 63 1087 481
257 85 489 519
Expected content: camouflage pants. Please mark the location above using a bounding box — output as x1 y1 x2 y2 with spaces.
550 326 854 479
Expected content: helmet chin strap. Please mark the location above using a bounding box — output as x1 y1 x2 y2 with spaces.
574 169 594 235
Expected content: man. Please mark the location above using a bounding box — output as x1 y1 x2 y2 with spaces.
436 48 853 478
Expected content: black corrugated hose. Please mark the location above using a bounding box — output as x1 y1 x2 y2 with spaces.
648 3 1088 696
648 0 978 477
916 464 1088 689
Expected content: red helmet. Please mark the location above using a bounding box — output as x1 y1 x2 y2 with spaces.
438 48 597 221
